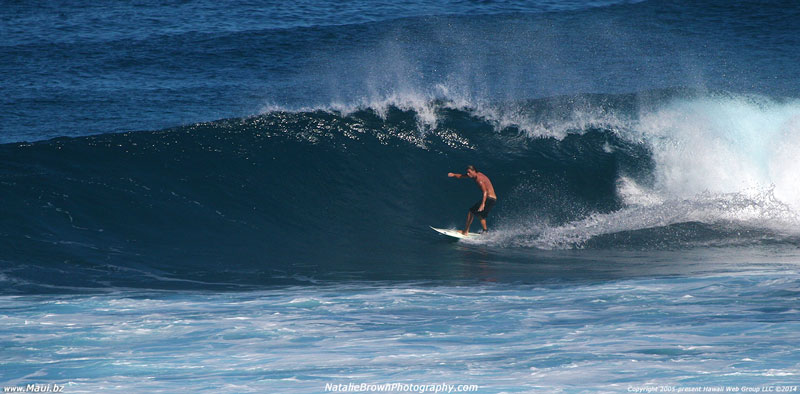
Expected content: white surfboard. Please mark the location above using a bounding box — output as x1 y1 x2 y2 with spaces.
430 226 481 240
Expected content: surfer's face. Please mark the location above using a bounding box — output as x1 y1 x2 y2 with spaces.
466 168 476 178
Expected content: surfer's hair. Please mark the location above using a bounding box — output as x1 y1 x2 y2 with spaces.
466 165 477 173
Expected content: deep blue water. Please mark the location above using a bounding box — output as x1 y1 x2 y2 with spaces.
2 0 800 392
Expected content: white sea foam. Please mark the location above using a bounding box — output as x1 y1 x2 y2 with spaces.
3 276 799 392
635 94 800 209
520 189 799 249
498 94 800 248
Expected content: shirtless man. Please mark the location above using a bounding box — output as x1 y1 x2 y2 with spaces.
448 165 498 235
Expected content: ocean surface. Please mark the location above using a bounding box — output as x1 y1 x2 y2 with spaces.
2 0 800 392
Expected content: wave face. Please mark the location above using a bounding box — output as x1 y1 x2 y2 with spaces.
3 90 800 292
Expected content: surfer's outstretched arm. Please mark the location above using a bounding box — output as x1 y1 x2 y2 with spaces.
448 172 467 179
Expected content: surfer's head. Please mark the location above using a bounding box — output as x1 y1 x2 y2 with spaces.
466 165 478 178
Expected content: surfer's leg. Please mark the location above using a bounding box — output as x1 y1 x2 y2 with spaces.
477 198 493 232
463 211 474 235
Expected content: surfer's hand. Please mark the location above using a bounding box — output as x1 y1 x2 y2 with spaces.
448 173 456 177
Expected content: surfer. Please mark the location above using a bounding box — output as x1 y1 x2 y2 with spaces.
448 165 497 235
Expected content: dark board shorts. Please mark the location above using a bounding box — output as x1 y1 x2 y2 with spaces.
469 197 497 219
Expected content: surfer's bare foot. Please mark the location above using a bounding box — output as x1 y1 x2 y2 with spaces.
461 230 468 235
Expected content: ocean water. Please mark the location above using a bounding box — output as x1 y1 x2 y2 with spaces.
2 0 800 392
